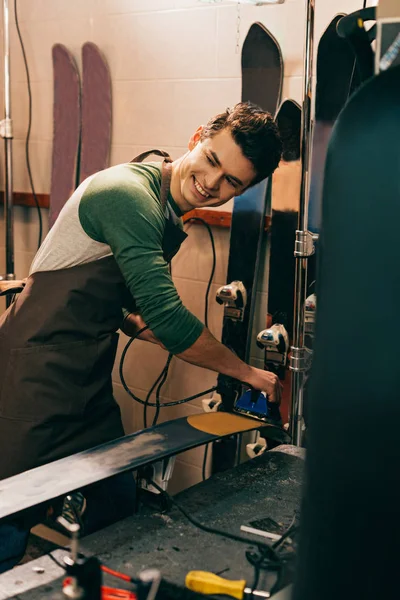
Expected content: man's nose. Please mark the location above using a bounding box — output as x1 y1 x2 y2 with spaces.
206 170 223 190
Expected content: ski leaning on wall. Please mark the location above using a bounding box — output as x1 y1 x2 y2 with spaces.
308 13 362 235
79 42 112 184
49 43 112 228
49 44 81 228
213 22 283 473
266 98 301 344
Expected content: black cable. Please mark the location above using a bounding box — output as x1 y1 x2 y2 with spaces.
201 443 209 481
152 352 173 426
236 434 242 467
144 261 174 427
47 551 66 570
147 477 282 566
185 218 216 328
251 563 261 592
272 515 298 550
143 357 171 428
148 217 216 425
119 333 216 408
46 548 141 587
185 217 217 476
14 0 43 249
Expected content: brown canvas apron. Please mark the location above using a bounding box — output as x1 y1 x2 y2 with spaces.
0 151 186 480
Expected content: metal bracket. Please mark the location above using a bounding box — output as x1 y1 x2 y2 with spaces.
0 117 13 139
139 456 176 494
294 230 318 257
289 346 313 372
216 280 247 322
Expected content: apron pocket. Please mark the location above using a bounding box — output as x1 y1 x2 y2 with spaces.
0 339 101 422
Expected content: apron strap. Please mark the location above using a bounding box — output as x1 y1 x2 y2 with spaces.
130 149 173 210
0 279 26 297
130 149 172 164
160 161 172 211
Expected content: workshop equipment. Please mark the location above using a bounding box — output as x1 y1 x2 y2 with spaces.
186 571 270 599
216 280 247 322
256 323 289 379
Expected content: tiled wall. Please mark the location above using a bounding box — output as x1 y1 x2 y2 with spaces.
0 0 377 492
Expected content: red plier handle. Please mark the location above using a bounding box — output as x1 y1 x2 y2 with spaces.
101 585 137 600
63 577 137 599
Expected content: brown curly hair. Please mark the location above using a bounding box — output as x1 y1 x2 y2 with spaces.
200 102 282 185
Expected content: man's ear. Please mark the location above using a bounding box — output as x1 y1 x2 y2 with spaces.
188 125 204 151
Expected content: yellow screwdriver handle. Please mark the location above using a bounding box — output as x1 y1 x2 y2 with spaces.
185 570 246 600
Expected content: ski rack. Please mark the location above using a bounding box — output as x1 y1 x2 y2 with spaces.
288 0 316 447
0 0 15 309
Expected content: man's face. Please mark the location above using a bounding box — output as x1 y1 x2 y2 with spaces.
175 127 257 212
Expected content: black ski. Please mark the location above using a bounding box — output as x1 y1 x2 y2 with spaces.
213 23 283 472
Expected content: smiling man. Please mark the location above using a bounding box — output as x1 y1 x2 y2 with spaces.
0 101 282 572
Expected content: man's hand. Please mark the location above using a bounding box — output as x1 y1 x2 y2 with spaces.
121 313 166 349
176 327 284 404
243 366 283 405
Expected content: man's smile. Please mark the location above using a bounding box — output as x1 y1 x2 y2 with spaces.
193 176 211 199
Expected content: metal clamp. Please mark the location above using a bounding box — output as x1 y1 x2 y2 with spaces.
57 517 85 600
289 346 313 372
139 456 176 494
216 280 247 322
0 117 13 139
294 230 318 257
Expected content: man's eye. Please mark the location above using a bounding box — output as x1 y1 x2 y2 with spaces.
206 155 215 166
226 177 238 188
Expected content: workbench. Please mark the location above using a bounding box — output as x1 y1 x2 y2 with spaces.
0 445 304 600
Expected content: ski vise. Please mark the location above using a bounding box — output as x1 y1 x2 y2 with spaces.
216 280 247 321
138 456 176 495
234 388 282 425
256 323 289 380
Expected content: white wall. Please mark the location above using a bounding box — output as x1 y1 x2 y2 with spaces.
0 0 378 493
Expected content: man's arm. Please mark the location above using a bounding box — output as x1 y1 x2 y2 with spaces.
80 167 204 355
176 327 282 404
121 312 166 349
122 313 281 403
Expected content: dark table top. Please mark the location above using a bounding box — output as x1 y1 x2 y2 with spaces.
0 445 304 600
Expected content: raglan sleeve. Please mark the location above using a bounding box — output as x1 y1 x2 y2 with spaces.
79 172 204 354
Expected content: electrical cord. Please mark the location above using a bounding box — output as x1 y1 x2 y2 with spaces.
147 477 282 566
272 515 298 550
143 356 172 428
47 551 66 570
46 491 296 595
119 332 216 408
184 217 217 479
185 217 216 329
236 434 242 467
46 547 141 588
14 0 43 249
143 262 174 428
202 444 209 481
148 476 289 596
152 352 173 426
150 217 216 428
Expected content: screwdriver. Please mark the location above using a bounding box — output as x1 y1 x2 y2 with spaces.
185 571 270 599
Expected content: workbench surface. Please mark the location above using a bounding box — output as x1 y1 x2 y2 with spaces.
0 445 304 600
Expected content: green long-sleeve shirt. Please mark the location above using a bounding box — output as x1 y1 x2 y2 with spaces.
30 162 203 354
